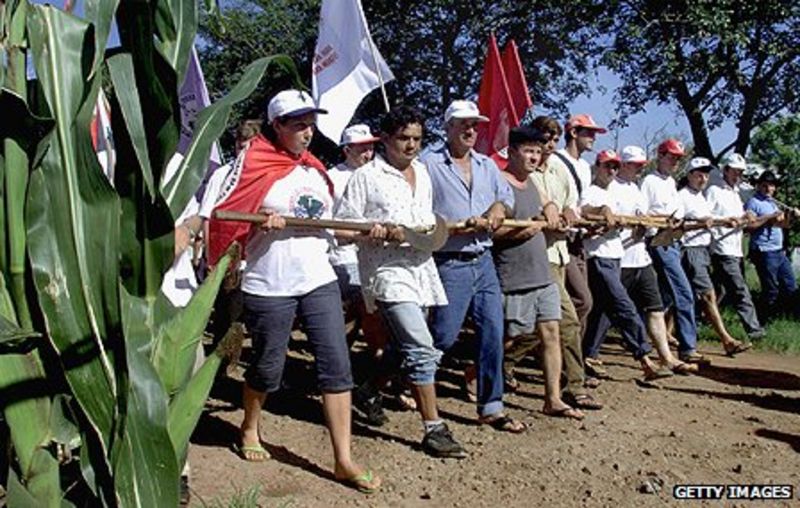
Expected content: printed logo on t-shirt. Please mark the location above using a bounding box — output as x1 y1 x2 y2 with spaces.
291 189 327 218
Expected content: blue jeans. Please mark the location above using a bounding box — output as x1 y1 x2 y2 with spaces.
377 301 442 386
583 258 652 360
648 244 698 354
431 251 505 417
750 249 797 317
242 282 353 394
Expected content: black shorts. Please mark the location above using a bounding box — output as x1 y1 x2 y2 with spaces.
681 246 714 297
621 265 664 313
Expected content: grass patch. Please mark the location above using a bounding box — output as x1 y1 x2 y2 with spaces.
199 484 295 508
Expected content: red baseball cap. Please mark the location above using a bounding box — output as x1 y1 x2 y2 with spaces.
596 149 621 166
657 138 685 157
565 114 607 134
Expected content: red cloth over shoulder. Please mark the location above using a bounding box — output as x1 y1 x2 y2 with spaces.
206 134 331 265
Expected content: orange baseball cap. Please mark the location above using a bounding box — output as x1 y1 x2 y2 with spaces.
657 138 685 156
565 114 607 134
596 149 621 166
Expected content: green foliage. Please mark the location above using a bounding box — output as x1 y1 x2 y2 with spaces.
602 0 800 159
0 0 280 505
198 0 607 152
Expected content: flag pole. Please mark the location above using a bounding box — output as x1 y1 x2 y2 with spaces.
358 2 391 113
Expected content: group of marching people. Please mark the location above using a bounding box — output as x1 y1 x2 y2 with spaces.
178 89 797 493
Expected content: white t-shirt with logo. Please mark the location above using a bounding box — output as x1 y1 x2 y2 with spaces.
242 165 336 297
580 184 624 259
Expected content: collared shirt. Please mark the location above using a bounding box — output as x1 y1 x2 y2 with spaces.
529 157 578 265
678 187 713 247
327 162 359 266
421 142 514 253
609 178 651 268
580 184 624 259
745 193 783 252
706 182 745 257
334 155 447 312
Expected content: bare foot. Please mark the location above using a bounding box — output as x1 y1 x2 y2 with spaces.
334 463 382 493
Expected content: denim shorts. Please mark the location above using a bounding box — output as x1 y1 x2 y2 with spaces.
377 301 442 386
502 282 561 337
242 281 353 393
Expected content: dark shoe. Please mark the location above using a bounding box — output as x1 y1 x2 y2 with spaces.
421 423 467 459
679 351 711 366
354 393 388 426
179 475 190 507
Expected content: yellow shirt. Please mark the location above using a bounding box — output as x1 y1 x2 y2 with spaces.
529 158 577 266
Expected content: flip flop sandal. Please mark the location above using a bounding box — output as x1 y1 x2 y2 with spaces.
336 470 381 494
542 406 585 420
504 373 520 392
567 393 604 410
584 376 602 389
670 361 698 375
234 443 270 462
480 414 527 434
644 367 674 381
725 341 753 357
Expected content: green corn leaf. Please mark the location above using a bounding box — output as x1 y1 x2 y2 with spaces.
26 2 122 479
6 447 60 508
117 287 181 507
153 0 198 84
152 250 233 396
0 312 41 353
83 0 120 78
168 320 244 465
161 55 292 217
107 53 156 200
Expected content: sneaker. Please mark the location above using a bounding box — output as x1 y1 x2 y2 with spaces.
748 329 766 341
353 392 389 426
421 423 467 459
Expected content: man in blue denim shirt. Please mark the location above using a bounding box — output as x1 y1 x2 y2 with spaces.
420 100 525 433
745 170 798 320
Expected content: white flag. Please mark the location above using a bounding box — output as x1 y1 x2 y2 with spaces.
312 0 394 143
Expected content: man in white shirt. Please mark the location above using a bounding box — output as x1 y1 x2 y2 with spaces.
580 150 672 380
584 146 696 375
641 139 706 365
327 124 387 376
706 153 765 339
336 106 467 459
679 158 753 356
550 114 607 339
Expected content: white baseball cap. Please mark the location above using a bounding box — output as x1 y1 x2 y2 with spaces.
340 124 380 146
444 100 489 123
721 152 746 170
267 89 327 122
687 157 713 172
620 145 648 164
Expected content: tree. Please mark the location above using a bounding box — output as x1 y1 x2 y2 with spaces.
199 0 609 152
602 0 800 161
750 114 800 210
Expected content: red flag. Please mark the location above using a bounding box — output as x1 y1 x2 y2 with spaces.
502 40 533 122
475 34 516 162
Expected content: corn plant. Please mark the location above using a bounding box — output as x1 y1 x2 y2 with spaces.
0 0 293 505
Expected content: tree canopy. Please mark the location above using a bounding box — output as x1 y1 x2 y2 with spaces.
199 0 800 159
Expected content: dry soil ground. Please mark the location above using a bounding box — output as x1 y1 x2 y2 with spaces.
188 338 800 507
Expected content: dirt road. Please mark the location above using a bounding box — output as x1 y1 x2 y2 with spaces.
188 342 800 507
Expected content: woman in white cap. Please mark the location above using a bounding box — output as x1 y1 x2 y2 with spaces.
208 90 380 493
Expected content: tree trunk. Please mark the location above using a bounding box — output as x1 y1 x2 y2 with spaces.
675 82 713 158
